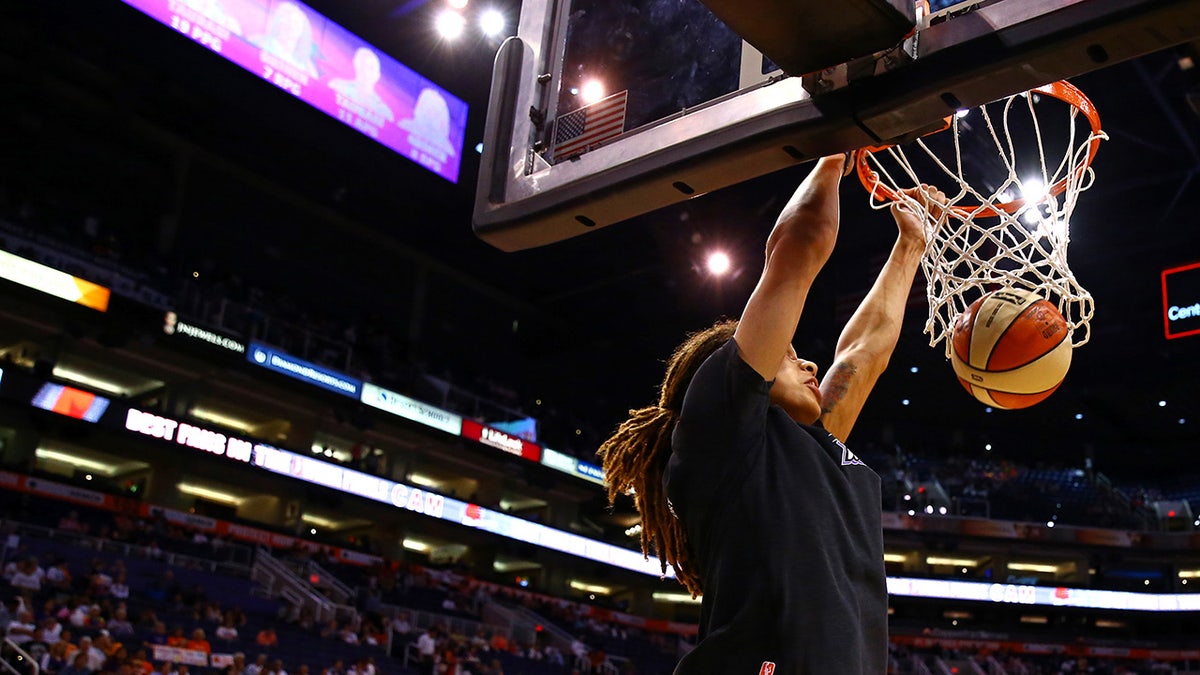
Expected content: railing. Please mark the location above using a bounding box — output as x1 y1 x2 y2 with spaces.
251 547 356 625
480 601 538 649
510 605 573 652
983 655 1010 675
1 638 39 675
298 558 355 606
1 519 251 576
380 603 512 658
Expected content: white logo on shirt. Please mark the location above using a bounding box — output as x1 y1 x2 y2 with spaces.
827 432 865 467
758 662 776 675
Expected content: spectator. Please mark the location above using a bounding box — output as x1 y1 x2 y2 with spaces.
42 639 72 675
130 650 153 675
215 618 239 642
230 654 246 675
255 627 278 647
320 660 343 675
58 511 84 533
146 622 169 646
166 627 188 647
108 609 135 638
11 558 44 594
6 610 37 645
41 615 63 643
266 659 288 675
246 654 268 675
155 662 175 675
416 627 438 675
78 636 105 671
58 652 92 675
109 573 130 600
186 628 212 654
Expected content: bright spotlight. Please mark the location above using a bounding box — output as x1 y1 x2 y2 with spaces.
706 251 731 276
447 0 468 8
435 10 466 39
580 80 605 104
479 9 505 36
1020 178 1047 203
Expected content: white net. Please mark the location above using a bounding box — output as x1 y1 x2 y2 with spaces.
857 81 1107 357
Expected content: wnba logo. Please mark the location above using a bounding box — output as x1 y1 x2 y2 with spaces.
758 663 776 675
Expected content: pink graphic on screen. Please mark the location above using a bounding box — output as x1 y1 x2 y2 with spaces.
122 0 468 183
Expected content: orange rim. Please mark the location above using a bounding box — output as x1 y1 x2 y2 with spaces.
855 80 1103 219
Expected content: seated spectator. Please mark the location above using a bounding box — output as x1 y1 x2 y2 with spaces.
154 662 174 675
46 561 72 590
6 609 37 644
78 636 105 671
230 654 246 675
320 660 344 675
265 659 288 675
215 618 239 642
129 650 153 675
11 558 44 594
42 639 72 675
489 631 508 652
95 631 123 658
166 627 188 647
145 622 168 646
41 615 63 643
109 573 130 600
59 651 92 675
319 620 339 640
186 628 212 654
108 609 135 638
58 511 84 533
255 627 278 648
246 654 268 675
339 626 359 645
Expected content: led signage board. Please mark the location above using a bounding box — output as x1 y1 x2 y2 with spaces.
0 249 111 311
248 341 361 397
1163 261 1200 339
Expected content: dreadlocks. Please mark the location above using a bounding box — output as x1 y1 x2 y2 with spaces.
596 319 738 597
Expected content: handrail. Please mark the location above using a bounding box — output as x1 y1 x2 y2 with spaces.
2 519 251 576
302 559 355 605
2 638 40 675
251 548 356 624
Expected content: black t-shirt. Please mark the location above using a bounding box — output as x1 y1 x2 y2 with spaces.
665 338 887 675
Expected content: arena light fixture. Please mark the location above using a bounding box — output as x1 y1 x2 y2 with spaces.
402 538 431 552
883 553 908 563
1178 569 1200 579
177 482 241 505
34 448 119 476
579 79 605 105
50 367 126 396
706 251 732 276
436 10 466 39
569 580 612 595
1009 561 1055 573
479 9 505 36
652 592 701 604
926 556 983 568
190 407 255 434
1020 615 1049 624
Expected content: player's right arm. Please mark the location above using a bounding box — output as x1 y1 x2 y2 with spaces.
733 155 843 378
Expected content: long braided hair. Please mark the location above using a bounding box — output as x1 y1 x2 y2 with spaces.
596 319 738 597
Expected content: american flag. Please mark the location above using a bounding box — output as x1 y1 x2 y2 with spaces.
553 90 629 160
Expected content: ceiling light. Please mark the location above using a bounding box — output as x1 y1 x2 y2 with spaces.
1007 562 1060 574
926 556 981 567
408 473 441 488
1159 400 1167 407
191 407 254 433
706 251 731 276
883 553 907 563
580 80 605 105
177 483 241 505
35 448 119 476
652 592 701 604
50 367 125 396
301 514 338 528
1020 615 1048 624
402 538 430 552
1021 178 1047 203
447 0 468 9
479 9 505 36
435 10 466 39
569 580 612 595
1179 570 1200 579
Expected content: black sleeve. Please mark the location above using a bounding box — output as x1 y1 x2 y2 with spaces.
671 337 771 470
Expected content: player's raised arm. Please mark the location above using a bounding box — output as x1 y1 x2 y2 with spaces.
732 155 845 378
818 187 937 442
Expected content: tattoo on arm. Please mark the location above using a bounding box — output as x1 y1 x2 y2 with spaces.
820 361 858 415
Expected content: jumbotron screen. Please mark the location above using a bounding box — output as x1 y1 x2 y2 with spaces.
121 0 468 182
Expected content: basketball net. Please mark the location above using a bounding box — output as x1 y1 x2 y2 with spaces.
855 81 1107 357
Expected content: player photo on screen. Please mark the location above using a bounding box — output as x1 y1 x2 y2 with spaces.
121 0 468 182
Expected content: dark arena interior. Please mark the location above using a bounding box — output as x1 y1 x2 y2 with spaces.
1 1 1200 674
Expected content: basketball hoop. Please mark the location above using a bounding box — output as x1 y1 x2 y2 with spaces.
855 80 1106 356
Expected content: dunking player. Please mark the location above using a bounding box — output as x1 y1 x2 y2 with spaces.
598 155 938 673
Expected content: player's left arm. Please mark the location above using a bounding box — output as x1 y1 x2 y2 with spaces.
819 187 939 442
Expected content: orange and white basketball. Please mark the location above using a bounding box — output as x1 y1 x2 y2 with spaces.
950 288 1072 409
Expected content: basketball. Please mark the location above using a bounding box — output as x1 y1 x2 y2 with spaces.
950 288 1072 409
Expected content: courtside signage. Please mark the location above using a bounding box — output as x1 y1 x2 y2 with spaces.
248 342 361 397
360 383 462 435
0 249 111 311
1162 261 1200 339
120 406 669 578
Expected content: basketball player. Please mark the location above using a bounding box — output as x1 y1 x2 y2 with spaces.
598 155 939 674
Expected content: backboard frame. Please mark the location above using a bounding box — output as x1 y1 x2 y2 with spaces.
474 0 1200 252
